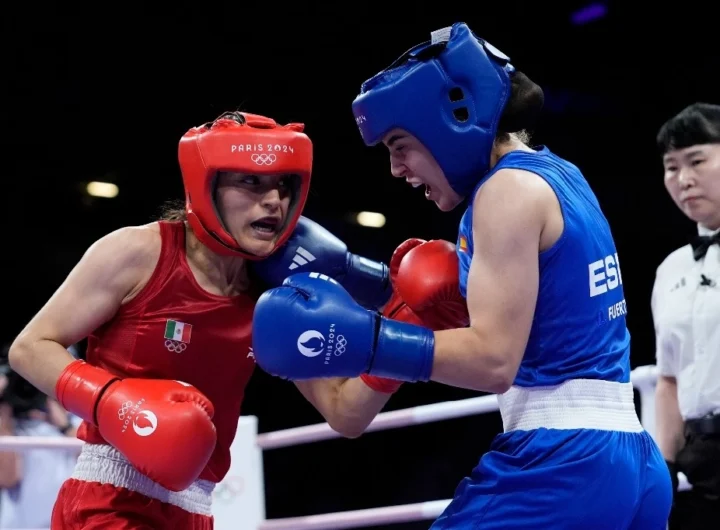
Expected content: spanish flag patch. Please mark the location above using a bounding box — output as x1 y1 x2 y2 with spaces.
459 236 468 252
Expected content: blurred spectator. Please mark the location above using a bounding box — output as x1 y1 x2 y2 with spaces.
652 102 720 530
0 343 81 529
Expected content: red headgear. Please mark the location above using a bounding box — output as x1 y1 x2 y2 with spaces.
178 112 313 259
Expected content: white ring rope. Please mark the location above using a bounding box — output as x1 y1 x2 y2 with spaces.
0 435 82 451
257 393 499 450
258 499 452 530
0 365 691 530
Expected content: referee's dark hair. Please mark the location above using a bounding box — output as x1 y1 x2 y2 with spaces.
657 102 720 155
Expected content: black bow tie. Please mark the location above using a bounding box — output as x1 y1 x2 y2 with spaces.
691 232 720 261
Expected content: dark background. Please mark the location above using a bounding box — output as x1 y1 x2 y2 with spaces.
3 1 716 527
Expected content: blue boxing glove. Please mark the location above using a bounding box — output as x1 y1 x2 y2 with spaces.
251 217 392 309
252 272 435 382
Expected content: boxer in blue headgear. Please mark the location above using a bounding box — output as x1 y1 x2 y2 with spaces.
249 22 672 529
352 23 516 208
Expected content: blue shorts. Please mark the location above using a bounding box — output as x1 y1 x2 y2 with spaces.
432 378 673 530
430 428 672 530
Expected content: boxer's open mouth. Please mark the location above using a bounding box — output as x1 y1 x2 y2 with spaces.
251 217 280 234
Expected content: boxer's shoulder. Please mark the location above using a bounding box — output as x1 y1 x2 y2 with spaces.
81 223 163 304
97 223 162 268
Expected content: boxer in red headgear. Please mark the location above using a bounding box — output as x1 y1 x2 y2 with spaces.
8 110 468 529
180 112 312 258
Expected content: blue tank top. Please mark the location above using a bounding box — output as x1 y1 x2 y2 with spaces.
456 146 630 387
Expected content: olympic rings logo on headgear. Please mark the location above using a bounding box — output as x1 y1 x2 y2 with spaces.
334 335 347 356
165 340 187 353
251 153 277 165
118 400 134 421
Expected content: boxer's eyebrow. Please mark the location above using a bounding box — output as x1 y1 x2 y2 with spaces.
386 134 405 147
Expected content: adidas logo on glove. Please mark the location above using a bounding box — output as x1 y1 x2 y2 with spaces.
288 246 316 270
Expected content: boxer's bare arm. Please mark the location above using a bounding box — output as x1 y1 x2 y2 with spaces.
9 225 161 398
295 378 391 438
431 169 556 393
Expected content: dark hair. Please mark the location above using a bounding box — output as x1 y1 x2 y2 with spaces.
496 71 545 144
656 102 720 155
159 198 187 222
213 111 247 126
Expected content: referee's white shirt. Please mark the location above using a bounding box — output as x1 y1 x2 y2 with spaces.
651 224 720 421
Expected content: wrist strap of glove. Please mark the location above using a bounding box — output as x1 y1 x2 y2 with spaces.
369 318 435 382
361 374 403 394
55 360 119 425
343 254 392 309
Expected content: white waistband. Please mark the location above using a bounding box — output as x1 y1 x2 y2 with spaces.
72 444 214 516
497 379 644 433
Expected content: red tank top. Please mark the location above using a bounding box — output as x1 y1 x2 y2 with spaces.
78 220 259 483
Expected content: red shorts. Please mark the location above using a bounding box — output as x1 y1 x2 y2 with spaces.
51 479 214 529
52 444 215 530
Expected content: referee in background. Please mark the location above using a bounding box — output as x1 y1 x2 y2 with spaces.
652 102 720 530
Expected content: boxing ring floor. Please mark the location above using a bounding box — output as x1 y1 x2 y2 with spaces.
0 364 689 530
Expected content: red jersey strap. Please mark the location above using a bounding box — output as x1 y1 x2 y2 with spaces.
119 221 184 315
158 220 184 266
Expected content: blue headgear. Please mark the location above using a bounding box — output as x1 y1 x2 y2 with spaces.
352 23 515 198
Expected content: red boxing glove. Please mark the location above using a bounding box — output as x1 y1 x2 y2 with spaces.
56 360 217 492
361 238 469 393
394 239 470 330
382 238 427 327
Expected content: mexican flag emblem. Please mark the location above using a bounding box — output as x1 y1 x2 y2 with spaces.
164 320 193 343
